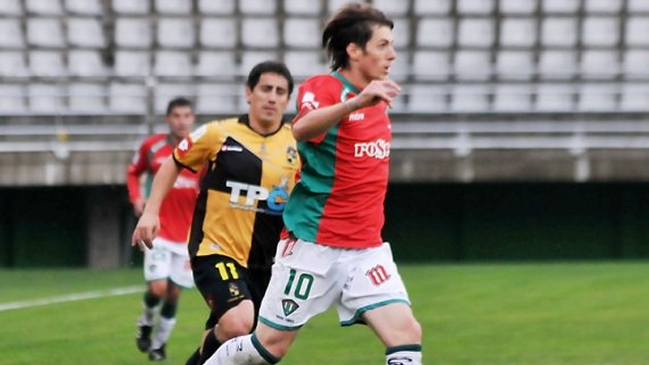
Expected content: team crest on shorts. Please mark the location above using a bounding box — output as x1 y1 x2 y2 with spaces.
281 299 299 316
229 283 240 297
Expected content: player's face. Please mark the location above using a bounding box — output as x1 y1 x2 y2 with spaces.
166 106 195 140
357 25 396 81
246 72 290 128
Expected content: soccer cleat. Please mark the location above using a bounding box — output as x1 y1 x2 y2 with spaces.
149 344 166 361
136 323 153 353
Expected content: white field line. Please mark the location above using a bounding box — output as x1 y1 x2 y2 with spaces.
0 285 142 312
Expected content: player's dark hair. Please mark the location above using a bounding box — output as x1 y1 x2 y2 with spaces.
322 3 393 71
246 61 295 96
166 97 193 116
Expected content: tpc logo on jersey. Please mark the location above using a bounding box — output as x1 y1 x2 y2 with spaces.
226 177 290 215
300 92 319 110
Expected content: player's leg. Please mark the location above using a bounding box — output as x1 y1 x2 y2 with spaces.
137 240 172 353
339 242 423 365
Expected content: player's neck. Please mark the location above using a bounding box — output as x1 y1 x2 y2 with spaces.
337 68 370 90
248 117 281 136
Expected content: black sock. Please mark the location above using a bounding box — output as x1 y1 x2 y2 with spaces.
160 301 177 318
198 330 222 364
184 347 201 365
144 291 160 308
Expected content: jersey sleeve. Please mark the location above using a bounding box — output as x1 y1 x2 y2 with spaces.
292 77 339 144
173 122 222 172
126 138 150 205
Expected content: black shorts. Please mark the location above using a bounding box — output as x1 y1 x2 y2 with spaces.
191 254 271 329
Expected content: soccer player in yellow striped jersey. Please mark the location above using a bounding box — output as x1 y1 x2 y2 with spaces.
132 61 299 365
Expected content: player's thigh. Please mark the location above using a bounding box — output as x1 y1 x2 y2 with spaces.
143 239 173 281
192 254 255 327
258 238 341 330
338 242 411 326
362 302 422 347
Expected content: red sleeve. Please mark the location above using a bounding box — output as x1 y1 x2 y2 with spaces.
292 75 339 144
126 138 150 205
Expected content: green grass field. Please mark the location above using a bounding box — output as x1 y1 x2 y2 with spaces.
1 262 647 365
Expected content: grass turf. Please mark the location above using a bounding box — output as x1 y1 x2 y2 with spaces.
0 262 647 365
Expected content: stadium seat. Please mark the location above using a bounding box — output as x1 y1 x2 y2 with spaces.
499 18 536 47
25 0 63 15
200 18 237 48
0 0 22 15
108 83 147 113
284 0 321 15
65 0 102 15
499 0 537 14
414 0 451 14
412 51 450 80
620 85 649 111
623 49 649 78
283 18 320 49
627 0 649 12
68 83 106 113
114 51 151 77
457 18 495 48
240 0 276 14
114 18 152 48
68 50 106 77
29 50 65 77
0 84 26 113
416 18 453 48
283 51 326 78
450 85 490 112
392 18 411 49
538 50 577 79
389 56 410 82
0 51 29 77
198 0 235 14
112 0 149 14
625 17 649 47
241 18 279 48
493 85 532 111
407 84 448 113
581 17 619 47
154 51 193 77
67 18 105 48
240 51 279 75
195 83 239 114
454 50 492 81
578 84 618 111
26 18 65 48
327 0 349 13
372 0 409 15
457 0 494 14
0 19 25 48
154 84 195 114
496 51 534 80
584 0 623 13
541 17 578 47
581 50 619 80
195 51 238 78
157 18 195 49
542 0 580 13
535 84 575 111
28 83 66 113
154 0 191 14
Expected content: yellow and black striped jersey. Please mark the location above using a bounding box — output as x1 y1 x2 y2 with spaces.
173 115 299 270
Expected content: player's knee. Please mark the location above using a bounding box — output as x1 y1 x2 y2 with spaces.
216 305 256 341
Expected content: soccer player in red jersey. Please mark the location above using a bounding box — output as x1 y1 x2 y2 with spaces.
203 4 423 365
127 97 200 361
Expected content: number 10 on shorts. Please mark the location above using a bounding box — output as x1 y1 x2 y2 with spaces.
283 269 314 300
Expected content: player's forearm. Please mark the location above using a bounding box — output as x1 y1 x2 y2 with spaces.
126 172 142 204
141 157 182 215
292 98 359 141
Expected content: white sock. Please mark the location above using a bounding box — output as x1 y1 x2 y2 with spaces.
385 346 422 365
139 304 156 326
151 316 176 349
203 334 278 365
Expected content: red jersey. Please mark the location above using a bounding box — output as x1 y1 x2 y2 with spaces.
283 72 391 248
127 134 199 243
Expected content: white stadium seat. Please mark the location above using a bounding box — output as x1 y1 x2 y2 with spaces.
67 18 105 48
115 18 152 48
109 83 147 113
500 18 536 47
284 0 321 15
581 50 619 80
112 0 149 14
538 50 577 79
407 85 448 113
0 84 26 113
584 0 623 13
26 18 65 48
627 0 649 12
414 0 451 14
155 0 191 14
200 18 237 48
25 0 62 15
451 85 490 112
283 18 320 48
581 17 619 47
392 18 411 49
154 84 195 114
0 51 29 77
65 0 102 15
0 19 25 48
535 84 575 112
29 50 65 77
198 0 235 14
114 51 151 77
541 17 578 47
623 49 649 78
493 85 532 112
0 0 23 15
154 51 193 77
283 51 327 78
68 50 106 77
412 51 450 80
578 84 618 111
457 18 495 48
157 18 195 49
625 17 649 47
500 0 537 14
68 83 106 113
240 0 276 14
240 51 279 76
542 0 580 13
28 83 66 113
196 83 239 114
454 50 492 81
457 0 494 14
496 51 534 80
620 85 649 111
416 18 453 48
372 0 409 15
195 51 239 78
241 18 279 48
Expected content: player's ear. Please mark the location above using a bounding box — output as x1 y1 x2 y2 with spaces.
346 42 361 62
244 86 253 104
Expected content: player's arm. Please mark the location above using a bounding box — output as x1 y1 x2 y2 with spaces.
131 157 182 250
126 142 150 216
292 79 401 142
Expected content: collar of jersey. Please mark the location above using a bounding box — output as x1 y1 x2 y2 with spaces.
331 71 361 95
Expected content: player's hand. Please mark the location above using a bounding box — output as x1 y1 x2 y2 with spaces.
133 198 146 217
131 213 159 251
353 79 401 109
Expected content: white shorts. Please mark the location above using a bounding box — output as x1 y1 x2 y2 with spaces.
144 237 194 289
258 238 410 330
